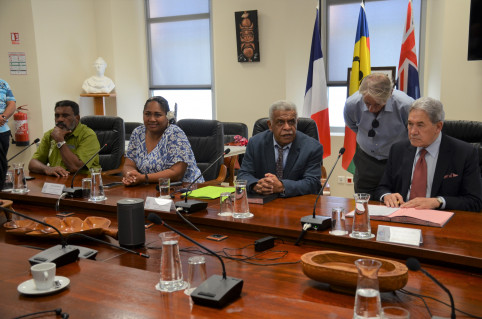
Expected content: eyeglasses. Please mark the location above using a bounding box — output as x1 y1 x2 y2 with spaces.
368 118 379 137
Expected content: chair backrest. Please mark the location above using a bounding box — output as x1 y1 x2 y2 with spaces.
221 122 248 144
176 119 224 181
252 117 319 141
442 120 482 177
80 116 125 171
125 122 143 141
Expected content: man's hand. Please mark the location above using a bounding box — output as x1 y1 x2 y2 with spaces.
383 193 405 208
44 166 70 177
253 173 284 195
122 170 143 186
401 197 440 210
50 126 71 143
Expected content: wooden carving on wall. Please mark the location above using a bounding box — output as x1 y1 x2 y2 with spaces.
235 10 260 62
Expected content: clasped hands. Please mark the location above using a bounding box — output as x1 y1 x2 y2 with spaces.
383 193 440 210
122 170 143 186
253 173 284 195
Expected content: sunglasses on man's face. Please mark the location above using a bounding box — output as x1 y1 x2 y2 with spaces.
368 118 379 137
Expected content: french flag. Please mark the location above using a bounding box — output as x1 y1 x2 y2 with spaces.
397 0 420 99
303 8 331 158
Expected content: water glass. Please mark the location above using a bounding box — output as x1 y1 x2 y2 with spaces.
157 231 187 292
233 179 253 219
351 193 373 239
12 163 28 193
354 259 382 319
89 167 106 202
382 306 410 319
219 192 234 216
2 171 13 192
330 207 348 236
184 256 207 296
158 178 170 199
82 178 91 199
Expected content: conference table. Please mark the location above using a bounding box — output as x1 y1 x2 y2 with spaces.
1 173 481 318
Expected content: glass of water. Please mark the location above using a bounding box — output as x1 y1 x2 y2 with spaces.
89 167 106 202
158 178 170 199
233 179 253 219
2 171 13 192
156 231 187 292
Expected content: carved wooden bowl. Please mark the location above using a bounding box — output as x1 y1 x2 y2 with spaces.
301 250 408 293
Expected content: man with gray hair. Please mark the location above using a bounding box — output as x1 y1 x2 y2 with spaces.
344 73 414 198
374 97 482 212
238 100 323 197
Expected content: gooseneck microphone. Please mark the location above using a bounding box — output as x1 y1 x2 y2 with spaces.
147 213 243 308
7 138 40 162
295 148 345 246
406 258 456 319
175 148 231 213
64 143 107 197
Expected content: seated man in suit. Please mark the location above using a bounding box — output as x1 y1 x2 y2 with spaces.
238 100 323 198
374 97 482 212
29 100 100 177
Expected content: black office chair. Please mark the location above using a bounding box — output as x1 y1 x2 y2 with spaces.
176 119 227 184
80 116 125 175
221 122 248 144
125 122 142 141
442 120 482 177
252 117 320 141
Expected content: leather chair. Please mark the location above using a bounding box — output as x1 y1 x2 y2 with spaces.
80 116 125 175
221 122 248 144
442 120 482 177
125 122 142 141
176 119 227 184
252 117 319 141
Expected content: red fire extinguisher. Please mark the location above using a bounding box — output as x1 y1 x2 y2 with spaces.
14 105 30 146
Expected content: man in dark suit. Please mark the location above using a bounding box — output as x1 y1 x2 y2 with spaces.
238 100 323 198
374 97 482 212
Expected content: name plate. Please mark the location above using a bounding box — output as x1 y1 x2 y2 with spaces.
376 225 423 247
41 183 66 195
144 196 175 212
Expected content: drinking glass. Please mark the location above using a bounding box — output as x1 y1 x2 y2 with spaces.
354 259 382 319
89 167 106 201
82 178 91 199
184 256 207 296
12 163 28 193
233 180 253 219
330 207 348 236
156 231 187 292
219 192 234 216
158 178 170 199
351 193 374 239
2 171 13 192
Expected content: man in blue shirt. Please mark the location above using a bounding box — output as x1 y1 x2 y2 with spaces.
0 79 17 189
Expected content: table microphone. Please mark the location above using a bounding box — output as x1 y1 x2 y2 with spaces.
147 213 243 308
300 147 345 231
175 148 231 213
64 144 107 197
406 258 456 319
7 138 40 162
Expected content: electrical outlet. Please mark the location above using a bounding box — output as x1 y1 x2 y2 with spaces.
346 176 353 184
337 176 345 184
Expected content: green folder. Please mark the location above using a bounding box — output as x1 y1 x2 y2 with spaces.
183 186 235 199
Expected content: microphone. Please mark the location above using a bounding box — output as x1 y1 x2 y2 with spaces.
406 258 456 319
147 213 243 308
175 148 231 213
7 138 40 162
64 144 107 197
300 147 345 231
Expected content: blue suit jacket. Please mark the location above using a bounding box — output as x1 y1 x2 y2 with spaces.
237 130 323 197
374 134 482 212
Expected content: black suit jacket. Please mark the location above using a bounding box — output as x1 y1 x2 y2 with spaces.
237 130 323 197
374 134 482 212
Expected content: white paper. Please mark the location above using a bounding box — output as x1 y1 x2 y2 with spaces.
144 196 175 212
41 183 65 195
347 204 400 217
376 225 422 246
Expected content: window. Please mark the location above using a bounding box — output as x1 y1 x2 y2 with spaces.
146 0 213 120
325 0 423 129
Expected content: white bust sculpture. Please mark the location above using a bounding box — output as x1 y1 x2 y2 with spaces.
82 57 115 94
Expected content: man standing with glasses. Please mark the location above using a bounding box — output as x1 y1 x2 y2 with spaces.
344 73 413 198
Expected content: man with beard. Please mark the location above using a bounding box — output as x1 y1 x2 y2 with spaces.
29 100 100 176
238 100 323 198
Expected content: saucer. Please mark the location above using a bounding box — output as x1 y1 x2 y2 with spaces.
349 233 375 240
18 276 70 296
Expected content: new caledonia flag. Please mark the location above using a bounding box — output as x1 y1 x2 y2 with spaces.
303 8 331 159
342 2 371 174
397 0 420 99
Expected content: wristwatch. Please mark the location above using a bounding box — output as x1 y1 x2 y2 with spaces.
56 141 66 149
436 196 444 209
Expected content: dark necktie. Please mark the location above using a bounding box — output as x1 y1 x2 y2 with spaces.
275 145 284 179
410 148 428 200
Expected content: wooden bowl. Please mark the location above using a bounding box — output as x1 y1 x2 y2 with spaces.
301 250 408 293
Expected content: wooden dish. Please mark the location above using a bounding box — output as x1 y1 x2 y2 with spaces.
301 250 408 293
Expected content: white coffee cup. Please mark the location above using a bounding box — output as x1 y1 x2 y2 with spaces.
31 262 56 290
